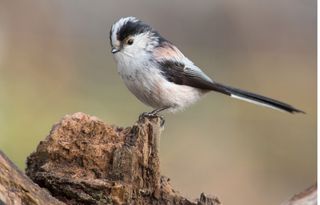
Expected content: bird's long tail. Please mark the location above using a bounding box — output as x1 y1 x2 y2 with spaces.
210 82 304 113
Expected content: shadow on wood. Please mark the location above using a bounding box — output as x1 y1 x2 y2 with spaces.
25 112 221 205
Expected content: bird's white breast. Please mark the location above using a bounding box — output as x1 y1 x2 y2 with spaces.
114 53 205 112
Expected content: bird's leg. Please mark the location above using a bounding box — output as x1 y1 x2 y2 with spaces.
139 107 169 125
148 107 169 116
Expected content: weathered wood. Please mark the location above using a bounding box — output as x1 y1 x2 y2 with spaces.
0 112 315 205
25 112 221 205
0 151 65 205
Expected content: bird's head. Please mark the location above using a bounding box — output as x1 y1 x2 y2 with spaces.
110 17 164 60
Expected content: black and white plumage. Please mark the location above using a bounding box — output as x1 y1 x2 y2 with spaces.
109 16 303 115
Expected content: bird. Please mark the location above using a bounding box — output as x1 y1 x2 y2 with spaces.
109 16 304 117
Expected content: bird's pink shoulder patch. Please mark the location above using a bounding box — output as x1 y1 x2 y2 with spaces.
153 42 184 61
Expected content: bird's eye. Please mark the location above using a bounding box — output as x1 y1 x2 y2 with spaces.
127 39 134 45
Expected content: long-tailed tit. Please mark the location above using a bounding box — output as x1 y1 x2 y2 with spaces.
109 17 303 116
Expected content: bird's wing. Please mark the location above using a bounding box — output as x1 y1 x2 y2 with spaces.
153 43 215 90
157 59 216 90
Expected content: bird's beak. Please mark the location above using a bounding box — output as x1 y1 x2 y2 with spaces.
111 47 120 54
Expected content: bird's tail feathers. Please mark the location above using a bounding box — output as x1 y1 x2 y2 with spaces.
210 83 304 114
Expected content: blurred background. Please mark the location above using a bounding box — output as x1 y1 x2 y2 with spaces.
0 1 316 204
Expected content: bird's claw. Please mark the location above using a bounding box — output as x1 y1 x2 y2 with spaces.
138 112 165 127
139 112 157 120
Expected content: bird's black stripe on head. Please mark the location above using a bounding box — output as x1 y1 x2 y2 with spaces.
152 31 168 46
117 20 151 42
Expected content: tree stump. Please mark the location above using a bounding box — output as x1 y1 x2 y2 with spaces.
0 112 314 205
25 112 221 205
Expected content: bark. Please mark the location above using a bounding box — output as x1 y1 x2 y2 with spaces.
25 112 221 205
1 112 314 205
0 151 65 205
